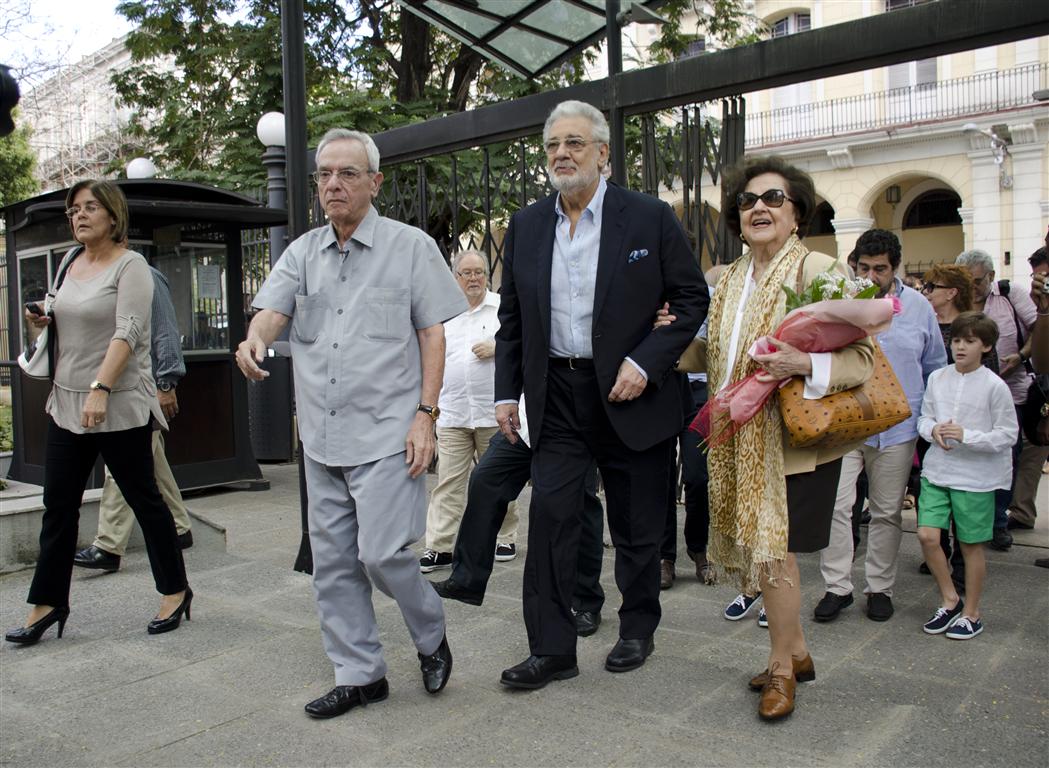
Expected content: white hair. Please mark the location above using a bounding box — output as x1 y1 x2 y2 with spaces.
955 249 995 273
316 129 381 173
451 249 489 276
542 100 610 145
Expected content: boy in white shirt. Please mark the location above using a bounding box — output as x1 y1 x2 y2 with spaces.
916 312 1018 640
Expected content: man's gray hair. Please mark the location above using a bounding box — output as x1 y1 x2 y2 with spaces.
542 100 610 145
452 248 489 276
955 249 995 273
316 129 381 173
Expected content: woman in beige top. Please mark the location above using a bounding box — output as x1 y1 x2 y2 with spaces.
6 180 191 646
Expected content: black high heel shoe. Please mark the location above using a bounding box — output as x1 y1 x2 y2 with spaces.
5 606 70 645
147 587 193 635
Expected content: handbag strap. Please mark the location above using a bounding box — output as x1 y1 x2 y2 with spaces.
50 245 83 297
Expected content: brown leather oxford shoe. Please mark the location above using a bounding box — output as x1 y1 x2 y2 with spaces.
758 673 796 721
748 653 815 691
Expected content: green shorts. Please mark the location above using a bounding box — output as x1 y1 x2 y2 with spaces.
917 478 994 544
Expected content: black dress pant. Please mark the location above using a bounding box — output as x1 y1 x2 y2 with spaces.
526 365 672 656
448 431 605 613
29 420 188 607
661 379 710 561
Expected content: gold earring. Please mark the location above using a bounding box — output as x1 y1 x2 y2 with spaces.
791 224 798 235
740 233 746 243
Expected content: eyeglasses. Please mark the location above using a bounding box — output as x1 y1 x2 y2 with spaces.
736 189 795 211
544 137 597 155
921 283 951 294
65 202 103 218
313 167 372 185
456 269 486 279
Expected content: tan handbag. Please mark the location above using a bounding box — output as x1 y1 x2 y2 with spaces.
778 340 911 449
776 254 911 449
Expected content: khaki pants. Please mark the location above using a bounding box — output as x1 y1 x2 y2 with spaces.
1007 434 1049 527
425 426 518 552
94 430 191 556
820 440 916 598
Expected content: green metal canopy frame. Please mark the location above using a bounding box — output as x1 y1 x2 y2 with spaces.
396 0 668 79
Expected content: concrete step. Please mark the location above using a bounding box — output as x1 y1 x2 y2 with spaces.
0 480 227 573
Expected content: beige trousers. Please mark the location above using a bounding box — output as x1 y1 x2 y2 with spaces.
425 426 518 552
1007 434 1049 526
94 430 191 556
820 440 916 598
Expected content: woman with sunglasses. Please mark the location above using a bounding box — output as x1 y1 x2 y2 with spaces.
705 156 873 720
7 180 190 646
921 264 998 372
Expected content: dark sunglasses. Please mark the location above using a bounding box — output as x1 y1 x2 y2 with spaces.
921 283 952 294
736 189 795 211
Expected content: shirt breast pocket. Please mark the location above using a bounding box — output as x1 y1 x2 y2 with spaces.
364 287 411 342
291 293 328 344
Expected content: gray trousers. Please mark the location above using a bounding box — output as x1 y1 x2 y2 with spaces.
820 440 916 598
305 451 446 686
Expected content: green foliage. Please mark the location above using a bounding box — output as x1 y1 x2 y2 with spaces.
783 258 879 313
647 0 763 62
0 116 39 207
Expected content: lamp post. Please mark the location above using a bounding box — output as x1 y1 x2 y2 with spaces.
256 111 288 267
126 157 157 179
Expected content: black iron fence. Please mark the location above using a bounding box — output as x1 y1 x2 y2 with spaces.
745 62 1047 147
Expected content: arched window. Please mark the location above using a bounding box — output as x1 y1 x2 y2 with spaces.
808 201 835 236
770 12 811 38
903 190 962 228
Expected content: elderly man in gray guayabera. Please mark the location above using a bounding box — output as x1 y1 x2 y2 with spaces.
954 248 1045 551
235 128 467 719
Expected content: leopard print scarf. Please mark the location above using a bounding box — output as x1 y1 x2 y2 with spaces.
706 235 807 592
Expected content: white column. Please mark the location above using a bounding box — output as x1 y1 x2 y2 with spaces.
957 207 975 253
967 152 1003 271
831 217 875 262
1008 138 1045 290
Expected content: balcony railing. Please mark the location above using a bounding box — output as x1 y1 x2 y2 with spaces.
745 63 1047 147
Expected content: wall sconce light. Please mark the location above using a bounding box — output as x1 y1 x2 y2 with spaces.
885 185 901 206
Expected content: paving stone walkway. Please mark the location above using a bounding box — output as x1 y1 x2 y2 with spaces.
2 463 1046 767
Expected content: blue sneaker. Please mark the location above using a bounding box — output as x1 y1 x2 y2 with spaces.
922 600 964 635
757 607 768 628
724 592 762 621
945 615 983 640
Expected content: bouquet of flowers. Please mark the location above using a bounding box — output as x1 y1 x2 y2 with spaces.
692 263 899 449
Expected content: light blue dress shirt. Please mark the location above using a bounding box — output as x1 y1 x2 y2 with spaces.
549 177 606 360
866 278 947 450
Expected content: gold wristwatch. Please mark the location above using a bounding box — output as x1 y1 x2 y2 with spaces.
417 404 440 422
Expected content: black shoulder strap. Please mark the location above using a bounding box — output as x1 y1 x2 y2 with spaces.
997 279 1010 297
51 245 83 294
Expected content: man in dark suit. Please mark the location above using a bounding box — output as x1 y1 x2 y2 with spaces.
495 100 708 689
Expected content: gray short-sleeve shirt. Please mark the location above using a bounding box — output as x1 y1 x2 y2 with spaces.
253 206 467 466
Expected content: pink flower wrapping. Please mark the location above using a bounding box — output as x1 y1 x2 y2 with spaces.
691 297 899 448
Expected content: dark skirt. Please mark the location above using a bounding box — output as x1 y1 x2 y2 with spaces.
786 457 843 553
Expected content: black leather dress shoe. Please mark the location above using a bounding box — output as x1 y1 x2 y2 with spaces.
73 545 121 572
178 530 194 549
419 635 452 694
431 579 483 606
500 655 578 689
304 678 389 718
813 591 853 622
605 636 654 672
574 610 601 637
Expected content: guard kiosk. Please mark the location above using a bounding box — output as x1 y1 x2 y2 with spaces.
3 179 287 490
